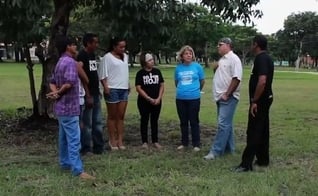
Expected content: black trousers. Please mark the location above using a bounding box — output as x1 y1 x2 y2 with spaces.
176 99 201 147
137 98 162 143
240 98 273 169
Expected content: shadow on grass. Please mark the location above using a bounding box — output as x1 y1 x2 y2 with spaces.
0 107 217 149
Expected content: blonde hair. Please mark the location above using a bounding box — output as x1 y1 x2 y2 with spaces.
177 45 196 63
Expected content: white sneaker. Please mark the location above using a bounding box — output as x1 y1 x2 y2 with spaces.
177 145 185 150
193 147 201 152
141 143 149 149
204 153 215 160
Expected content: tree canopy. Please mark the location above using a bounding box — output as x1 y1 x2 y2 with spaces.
0 0 51 43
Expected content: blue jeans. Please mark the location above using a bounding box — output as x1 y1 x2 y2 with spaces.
209 96 238 156
57 116 83 176
81 94 105 154
176 99 201 147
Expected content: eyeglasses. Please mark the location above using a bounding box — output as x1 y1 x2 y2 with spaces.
217 43 225 47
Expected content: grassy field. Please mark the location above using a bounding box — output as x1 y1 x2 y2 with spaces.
0 62 318 195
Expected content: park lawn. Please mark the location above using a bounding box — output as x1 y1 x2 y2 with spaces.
0 62 318 195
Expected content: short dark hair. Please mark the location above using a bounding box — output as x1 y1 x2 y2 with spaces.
107 36 126 52
56 35 76 56
253 34 267 50
82 33 98 47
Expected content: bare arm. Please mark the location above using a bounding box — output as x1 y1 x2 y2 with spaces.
157 83 164 100
200 79 205 91
49 83 58 92
77 62 89 84
77 62 90 97
252 75 266 102
221 77 240 100
47 83 72 100
56 83 72 96
136 85 154 102
250 75 267 117
101 78 110 95
153 83 165 105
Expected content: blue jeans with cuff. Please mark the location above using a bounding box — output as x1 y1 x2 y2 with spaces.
58 115 83 176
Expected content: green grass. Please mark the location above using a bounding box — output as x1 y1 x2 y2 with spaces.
0 62 318 195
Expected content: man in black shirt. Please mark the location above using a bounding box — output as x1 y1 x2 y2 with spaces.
77 33 104 155
235 35 274 172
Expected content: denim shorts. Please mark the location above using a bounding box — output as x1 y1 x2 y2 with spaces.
104 88 129 103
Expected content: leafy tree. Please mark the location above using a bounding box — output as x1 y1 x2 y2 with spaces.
277 11 318 67
201 0 262 23
0 0 51 116
172 4 223 67
93 0 195 66
224 25 257 65
1 0 263 118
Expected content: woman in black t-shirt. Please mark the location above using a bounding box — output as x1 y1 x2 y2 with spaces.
135 53 164 149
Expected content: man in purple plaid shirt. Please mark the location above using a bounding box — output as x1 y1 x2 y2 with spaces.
47 36 95 180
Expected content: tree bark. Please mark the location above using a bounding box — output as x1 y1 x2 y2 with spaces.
165 51 170 64
155 52 161 64
24 44 39 117
4 43 11 59
37 0 72 117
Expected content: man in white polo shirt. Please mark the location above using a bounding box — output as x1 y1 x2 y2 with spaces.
204 37 243 160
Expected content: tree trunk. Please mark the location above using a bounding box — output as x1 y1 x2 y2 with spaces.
24 44 39 117
165 51 170 64
20 47 25 62
14 44 20 62
129 53 134 67
242 50 248 66
204 42 209 68
37 0 72 117
155 52 161 64
4 43 11 59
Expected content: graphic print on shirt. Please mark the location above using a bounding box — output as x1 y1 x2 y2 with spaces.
143 73 159 85
179 71 194 85
89 60 97 71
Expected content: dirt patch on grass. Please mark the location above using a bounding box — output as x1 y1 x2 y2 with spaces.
0 108 58 146
0 108 217 149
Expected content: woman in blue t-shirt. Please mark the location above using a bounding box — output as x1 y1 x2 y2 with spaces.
174 45 205 152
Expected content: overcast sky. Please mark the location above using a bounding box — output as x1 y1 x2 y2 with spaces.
249 0 318 34
187 0 318 34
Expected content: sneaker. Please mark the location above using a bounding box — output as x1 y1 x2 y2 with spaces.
204 153 215 160
108 141 119 150
177 145 185 150
79 172 96 180
141 143 149 149
193 147 201 152
118 145 126 150
153 142 163 149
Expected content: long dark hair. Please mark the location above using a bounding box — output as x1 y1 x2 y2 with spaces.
107 36 126 53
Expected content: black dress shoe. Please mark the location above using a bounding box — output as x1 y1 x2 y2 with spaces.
233 166 252 172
